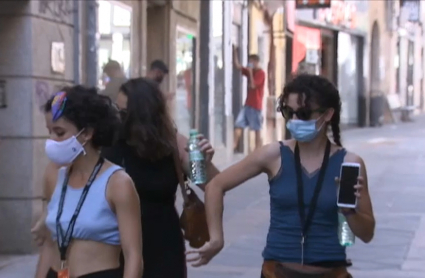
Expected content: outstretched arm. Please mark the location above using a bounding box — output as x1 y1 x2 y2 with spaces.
187 143 281 267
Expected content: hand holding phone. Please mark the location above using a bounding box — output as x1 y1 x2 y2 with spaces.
337 162 361 209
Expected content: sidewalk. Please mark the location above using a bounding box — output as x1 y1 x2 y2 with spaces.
2 116 425 277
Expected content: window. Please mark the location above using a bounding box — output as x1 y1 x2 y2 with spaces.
113 4 131 27
98 1 111 34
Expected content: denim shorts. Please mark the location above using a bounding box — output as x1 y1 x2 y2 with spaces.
235 106 263 131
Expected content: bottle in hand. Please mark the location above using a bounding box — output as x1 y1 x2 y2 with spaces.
188 129 207 184
338 212 355 247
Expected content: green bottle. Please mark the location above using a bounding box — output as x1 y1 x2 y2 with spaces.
338 212 355 247
187 129 206 184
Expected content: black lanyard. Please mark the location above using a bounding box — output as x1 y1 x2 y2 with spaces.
294 140 331 265
56 157 104 262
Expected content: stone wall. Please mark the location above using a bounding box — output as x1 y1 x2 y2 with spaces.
0 0 75 253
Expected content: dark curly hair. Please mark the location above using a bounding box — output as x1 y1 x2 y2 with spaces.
120 77 176 161
278 74 342 146
44 86 120 148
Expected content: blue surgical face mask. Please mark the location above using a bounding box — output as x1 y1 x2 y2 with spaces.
247 62 254 68
286 117 325 142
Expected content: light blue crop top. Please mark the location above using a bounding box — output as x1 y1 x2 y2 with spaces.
45 165 123 245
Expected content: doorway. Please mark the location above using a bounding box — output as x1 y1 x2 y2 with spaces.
97 0 132 90
175 30 196 137
320 30 336 84
421 47 424 110
232 23 244 152
369 21 382 126
406 40 414 106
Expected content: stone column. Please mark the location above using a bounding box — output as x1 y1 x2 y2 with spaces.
0 0 76 253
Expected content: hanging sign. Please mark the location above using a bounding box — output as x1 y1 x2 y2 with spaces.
317 0 357 29
296 0 331 9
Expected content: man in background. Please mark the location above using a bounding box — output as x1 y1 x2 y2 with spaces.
233 46 266 151
146 59 176 102
146 60 169 85
101 59 127 101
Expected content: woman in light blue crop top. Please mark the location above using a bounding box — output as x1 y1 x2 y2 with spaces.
34 87 142 278
187 74 375 277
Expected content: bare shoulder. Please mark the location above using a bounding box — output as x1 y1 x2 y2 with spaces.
176 132 188 153
106 169 139 212
278 139 297 152
105 166 140 214
107 167 135 194
258 141 282 161
176 132 188 144
258 141 283 177
243 141 281 174
343 150 365 166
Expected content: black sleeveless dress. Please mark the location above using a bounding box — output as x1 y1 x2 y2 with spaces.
102 142 186 278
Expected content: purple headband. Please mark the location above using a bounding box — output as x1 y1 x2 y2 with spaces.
51 91 67 121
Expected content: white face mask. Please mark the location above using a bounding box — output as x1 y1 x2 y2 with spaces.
45 130 86 166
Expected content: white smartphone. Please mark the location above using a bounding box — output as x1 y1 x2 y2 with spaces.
337 162 361 209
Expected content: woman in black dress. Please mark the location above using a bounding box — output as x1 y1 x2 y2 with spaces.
102 77 219 278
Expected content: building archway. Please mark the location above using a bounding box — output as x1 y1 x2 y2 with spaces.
369 21 382 126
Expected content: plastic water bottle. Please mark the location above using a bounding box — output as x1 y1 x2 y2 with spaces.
188 129 207 184
338 212 355 246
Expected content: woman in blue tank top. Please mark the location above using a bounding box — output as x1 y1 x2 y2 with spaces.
34 87 142 278
187 74 375 277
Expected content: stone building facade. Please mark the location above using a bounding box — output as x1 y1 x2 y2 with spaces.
0 0 202 254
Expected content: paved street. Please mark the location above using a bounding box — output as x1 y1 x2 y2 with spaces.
1 117 425 278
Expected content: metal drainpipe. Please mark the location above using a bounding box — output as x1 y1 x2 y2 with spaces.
199 0 211 138
73 0 80 84
86 0 98 87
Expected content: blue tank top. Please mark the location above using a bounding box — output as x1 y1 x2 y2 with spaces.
262 143 347 264
45 165 122 245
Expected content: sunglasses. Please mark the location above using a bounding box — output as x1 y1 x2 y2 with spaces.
280 105 326 121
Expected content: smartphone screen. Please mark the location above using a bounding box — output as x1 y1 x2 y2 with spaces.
338 165 359 205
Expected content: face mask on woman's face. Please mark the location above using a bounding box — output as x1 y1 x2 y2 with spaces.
286 115 325 142
45 129 86 166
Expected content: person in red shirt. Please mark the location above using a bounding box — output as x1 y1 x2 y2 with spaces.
233 48 266 151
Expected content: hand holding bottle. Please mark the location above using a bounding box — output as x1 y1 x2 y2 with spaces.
185 133 214 163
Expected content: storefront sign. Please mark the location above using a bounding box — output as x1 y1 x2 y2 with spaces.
292 25 321 73
295 0 330 9
305 49 319 64
317 0 357 29
286 0 296 32
51 42 65 74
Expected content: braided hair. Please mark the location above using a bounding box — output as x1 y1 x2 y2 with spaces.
278 74 342 146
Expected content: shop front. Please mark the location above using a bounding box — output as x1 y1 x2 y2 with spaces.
175 30 196 137
95 0 147 97
97 0 133 90
211 0 226 149
295 0 368 126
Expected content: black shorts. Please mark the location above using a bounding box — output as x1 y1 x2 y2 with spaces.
46 267 122 278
